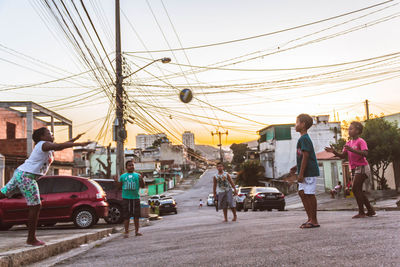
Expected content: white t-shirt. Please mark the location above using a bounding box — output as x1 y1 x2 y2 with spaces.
18 141 54 175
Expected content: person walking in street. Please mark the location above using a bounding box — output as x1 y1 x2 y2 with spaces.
199 199 204 208
213 162 238 222
290 114 320 229
114 160 145 238
325 121 376 218
0 127 89 246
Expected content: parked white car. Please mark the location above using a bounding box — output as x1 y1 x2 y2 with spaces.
236 187 253 211
207 193 215 206
230 171 238 179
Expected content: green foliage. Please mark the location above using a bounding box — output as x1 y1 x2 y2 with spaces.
362 118 400 190
230 143 248 168
332 138 347 152
236 160 265 186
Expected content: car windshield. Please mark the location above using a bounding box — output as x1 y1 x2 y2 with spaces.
256 187 280 193
239 188 251 194
96 181 115 191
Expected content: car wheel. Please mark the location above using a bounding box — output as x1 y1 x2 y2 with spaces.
73 208 96 229
278 206 285 211
260 208 266 211
174 209 178 214
0 224 12 231
267 208 272 211
251 201 258 211
237 207 242 212
104 204 123 224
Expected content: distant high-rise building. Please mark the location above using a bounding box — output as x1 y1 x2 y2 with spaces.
136 133 167 149
182 131 195 150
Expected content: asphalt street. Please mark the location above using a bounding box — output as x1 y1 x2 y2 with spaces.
56 169 400 267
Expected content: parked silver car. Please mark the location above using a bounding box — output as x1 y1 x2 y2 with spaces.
236 187 253 211
207 194 215 206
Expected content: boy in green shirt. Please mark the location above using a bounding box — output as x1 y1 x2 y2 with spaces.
290 114 320 229
114 160 145 238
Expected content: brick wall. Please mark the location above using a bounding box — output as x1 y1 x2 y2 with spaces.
54 148 74 162
0 139 27 156
0 107 47 139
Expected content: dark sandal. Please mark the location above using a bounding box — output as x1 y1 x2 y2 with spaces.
302 223 320 228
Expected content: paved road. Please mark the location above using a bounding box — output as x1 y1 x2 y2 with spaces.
57 169 400 266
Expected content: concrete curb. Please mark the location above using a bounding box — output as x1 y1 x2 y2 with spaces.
0 227 114 267
0 219 151 267
317 207 400 212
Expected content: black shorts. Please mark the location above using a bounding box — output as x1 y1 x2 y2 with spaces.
122 199 141 219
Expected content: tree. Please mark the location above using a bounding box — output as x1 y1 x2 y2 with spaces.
230 143 248 168
362 118 400 190
236 160 265 186
96 143 112 178
332 138 347 152
150 138 163 149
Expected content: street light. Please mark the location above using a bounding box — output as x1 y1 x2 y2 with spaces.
115 56 171 177
122 57 171 79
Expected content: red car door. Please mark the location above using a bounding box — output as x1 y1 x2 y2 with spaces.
0 193 29 224
39 177 87 220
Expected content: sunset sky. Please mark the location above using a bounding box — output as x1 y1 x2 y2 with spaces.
1 0 399 148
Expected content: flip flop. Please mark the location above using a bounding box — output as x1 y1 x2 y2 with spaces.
299 222 309 228
302 223 320 228
29 240 46 246
352 214 366 219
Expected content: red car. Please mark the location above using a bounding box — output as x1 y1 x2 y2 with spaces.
0 176 108 230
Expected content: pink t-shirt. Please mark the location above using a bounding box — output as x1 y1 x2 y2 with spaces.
343 137 368 169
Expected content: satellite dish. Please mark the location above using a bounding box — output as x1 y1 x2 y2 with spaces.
179 88 193 103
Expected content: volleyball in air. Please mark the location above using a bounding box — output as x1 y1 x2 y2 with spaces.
179 88 193 103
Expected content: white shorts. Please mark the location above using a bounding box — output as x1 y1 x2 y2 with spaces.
298 177 317 195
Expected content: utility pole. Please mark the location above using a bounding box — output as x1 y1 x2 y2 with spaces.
115 0 125 177
365 99 370 120
211 130 228 162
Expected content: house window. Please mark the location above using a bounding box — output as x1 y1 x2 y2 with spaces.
275 126 292 140
6 122 16 139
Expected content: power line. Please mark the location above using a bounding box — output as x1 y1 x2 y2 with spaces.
125 0 395 53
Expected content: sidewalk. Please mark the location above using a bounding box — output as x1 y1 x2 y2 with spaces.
0 219 150 267
286 191 400 211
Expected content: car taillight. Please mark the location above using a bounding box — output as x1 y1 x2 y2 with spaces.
255 193 264 199
238 193 244 197
278 193 285 199
96 193 104 200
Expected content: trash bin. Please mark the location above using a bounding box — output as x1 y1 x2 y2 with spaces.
140 202 150 218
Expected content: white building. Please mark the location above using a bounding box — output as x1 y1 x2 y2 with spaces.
258 115 341 192
182 131 195 150
136 133 167 149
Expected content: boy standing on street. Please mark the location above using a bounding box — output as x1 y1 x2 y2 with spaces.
213 162 238 222
290 114 320 228
114 160 145 238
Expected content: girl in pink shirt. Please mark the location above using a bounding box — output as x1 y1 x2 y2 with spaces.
325 121 375 218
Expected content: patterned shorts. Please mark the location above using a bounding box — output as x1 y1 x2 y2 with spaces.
351 165 371 180
0 169 41 206
217 189 236 209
